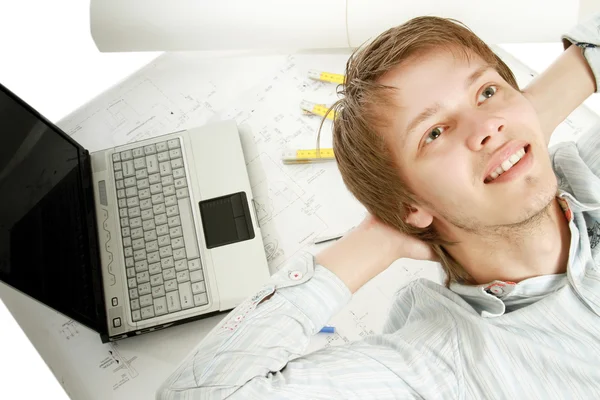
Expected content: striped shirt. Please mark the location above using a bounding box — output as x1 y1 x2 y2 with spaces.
157 14 600 400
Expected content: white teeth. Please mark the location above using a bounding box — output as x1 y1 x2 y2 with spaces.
486 146 527 182
501 159 513 171
509 154 520 164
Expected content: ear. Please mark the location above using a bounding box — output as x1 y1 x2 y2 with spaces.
405 204 434 229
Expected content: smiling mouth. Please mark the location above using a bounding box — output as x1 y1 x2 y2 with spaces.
484 145 530 184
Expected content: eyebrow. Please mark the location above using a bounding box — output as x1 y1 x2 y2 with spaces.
403 65 492 139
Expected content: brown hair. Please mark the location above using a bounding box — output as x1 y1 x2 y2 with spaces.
320 16 519 285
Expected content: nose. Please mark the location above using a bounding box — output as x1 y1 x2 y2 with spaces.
465 112 505 151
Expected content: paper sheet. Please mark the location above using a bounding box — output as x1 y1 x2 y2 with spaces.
91 0 589 53
348 0 579 46
91 0 348 52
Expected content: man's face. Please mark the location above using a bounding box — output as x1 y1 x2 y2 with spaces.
380 49 557 237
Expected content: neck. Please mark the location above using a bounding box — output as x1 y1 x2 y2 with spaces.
447 198 571 284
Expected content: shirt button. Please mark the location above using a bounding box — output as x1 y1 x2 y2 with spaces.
489 285 504 295
289 270 303 280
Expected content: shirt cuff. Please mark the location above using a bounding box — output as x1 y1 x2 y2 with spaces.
276 263 352 334
562 13 600 93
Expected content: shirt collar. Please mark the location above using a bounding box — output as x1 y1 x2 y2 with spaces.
449 193 574 318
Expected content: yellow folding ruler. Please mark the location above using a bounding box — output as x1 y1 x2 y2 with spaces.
308 69 345 85
300 100 336 120
281 148 335 164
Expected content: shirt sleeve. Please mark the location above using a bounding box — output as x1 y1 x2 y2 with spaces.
550 13 600 181
562 12 600 92
156 251 358 399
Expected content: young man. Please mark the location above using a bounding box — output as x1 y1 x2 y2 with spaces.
158 15 600 399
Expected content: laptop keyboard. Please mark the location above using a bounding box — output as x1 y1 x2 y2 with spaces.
112 138 208 322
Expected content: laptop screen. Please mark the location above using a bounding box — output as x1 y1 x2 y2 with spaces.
0 85 106 333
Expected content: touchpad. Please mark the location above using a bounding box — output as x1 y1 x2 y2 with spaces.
199 192 255 249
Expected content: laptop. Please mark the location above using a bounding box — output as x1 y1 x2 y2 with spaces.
0 83 271 342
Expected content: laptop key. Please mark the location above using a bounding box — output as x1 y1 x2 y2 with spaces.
122 160 135 177
179 282 194 309
176 271 190 283
132 147 144 158
146 240 158 252
156 141 168 152
137 271 150 284
136 169 148 179
126 267 135 278
152 286 165 298
172 168 185 179
137 178 149 189
171 158 184 169
132 238 144 250
155 214 167 226
159 245 173 258
131 227 143 239
173 248 186 261
188 259 201 271
165 195 177 207
131 299 140 310
132 310 141 322
174 178 186 189
148 251 160 264
171 237 184 250
169 226 182 238
174 259 187 271
128 207 141 218
150 274 163 287
194 293 208 306
149 262 162 275
130 217 142 229
144 144 156 155
140 197 152 210
169 148 182 158
148 172 161 184
192 281 205 294
139 189 150 200
161 175 174 186
124 177 136 188
135 260 148 273
154 297 168 316
141 306 155 319
190 270 204 283
157 151 170 162
138 283 151 295
146 154 159 174
156 224 169 236
129 288 139 300
163 268 176 280
139 294 153 308
127 278 137 288
153 203 166 215
163 185 176 196
165 279 178 292
166 291 181 312
134 158 146 169
167 139 180 149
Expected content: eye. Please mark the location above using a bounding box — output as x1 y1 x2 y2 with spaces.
477 85 498 103
424 126 445 145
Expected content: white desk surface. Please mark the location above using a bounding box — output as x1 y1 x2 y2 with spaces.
1 2 600 400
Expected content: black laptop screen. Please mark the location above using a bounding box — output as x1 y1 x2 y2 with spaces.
0 86 106 333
